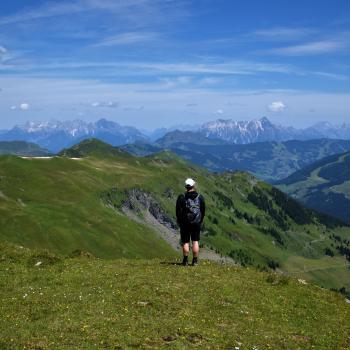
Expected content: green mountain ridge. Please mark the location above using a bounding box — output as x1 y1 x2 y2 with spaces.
0 138 350 293
58 138 131 158
124 138 350 181
0 141 51 156
155 130 229 147
276 151 350 225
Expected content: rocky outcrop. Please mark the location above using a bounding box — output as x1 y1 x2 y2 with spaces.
122 188 178 230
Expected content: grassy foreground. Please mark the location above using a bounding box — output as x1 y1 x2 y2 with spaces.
1 244 349 350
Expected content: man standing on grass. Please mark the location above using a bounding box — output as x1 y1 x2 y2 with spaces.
176 178 206 266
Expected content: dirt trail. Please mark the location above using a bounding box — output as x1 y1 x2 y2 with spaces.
122 207 235 264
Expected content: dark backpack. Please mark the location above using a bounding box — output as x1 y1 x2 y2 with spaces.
185 195 202 224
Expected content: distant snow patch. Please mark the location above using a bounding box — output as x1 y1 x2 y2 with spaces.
20 157 54 159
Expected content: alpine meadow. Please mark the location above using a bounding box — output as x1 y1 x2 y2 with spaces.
1 139 350 349
1 0 350 349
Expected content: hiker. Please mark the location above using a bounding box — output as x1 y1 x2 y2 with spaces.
176 178 205 266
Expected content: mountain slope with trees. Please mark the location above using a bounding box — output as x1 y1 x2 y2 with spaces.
124 138 350 181
0 139 350 292
276 151 350 224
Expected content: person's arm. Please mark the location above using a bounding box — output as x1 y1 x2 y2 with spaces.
200 195 206 223
176 194 184 225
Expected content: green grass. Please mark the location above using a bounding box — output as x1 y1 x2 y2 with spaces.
276 151 350 224
0 154 176 259
0 139 350 292
1 243 350 350
0 141 50 156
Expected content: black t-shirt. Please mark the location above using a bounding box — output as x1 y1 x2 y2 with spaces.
176 191 205 226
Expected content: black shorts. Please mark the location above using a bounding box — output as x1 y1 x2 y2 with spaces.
180 224 201 244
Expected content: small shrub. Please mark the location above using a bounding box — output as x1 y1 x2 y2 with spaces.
27 251 62 267
324 247 334 257
266 273 289 286
267 259 280 270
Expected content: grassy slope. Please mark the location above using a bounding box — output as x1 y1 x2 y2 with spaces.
0 139 350 291
0 141 50 156
276 151 350 223
124 138 350 181
0 242 349 350
0 154 176 259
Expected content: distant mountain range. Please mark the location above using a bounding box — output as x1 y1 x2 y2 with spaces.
124 138 350 181
0 119 147 153
276 151 350 224
200 117 350 144
2 117 350 153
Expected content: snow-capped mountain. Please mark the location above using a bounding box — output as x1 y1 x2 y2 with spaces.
2 116 350 153
199 117 300 143
199 117 350 144
0 119 148 152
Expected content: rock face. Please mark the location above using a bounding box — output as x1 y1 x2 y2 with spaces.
199 117 350 144
3 116 350 153
199 117 298 144
120 187 234 263
122 188 178 230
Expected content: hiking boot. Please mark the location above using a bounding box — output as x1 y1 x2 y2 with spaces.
182 256 189 266
192 257 198 266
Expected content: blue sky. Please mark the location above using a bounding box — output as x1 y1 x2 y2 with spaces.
0 0 350 130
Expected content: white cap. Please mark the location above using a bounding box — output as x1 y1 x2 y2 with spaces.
185 178 196 187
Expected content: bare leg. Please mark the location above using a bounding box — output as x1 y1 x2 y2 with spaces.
192 241 199 258
183 243 190 257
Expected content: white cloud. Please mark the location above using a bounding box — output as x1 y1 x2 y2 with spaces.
0 45 9 61
253 27 315 41
313 71 348 81
94 32 159 47
91 101 118 108
0 58 299 77
160 76 193 88
0 2 84 25
199 77 222 85
10 103 30 110
122 105 144 111
0 0 188 29
1 76 350 129
268 101 286 113
19 103 30 110
214 109 224 115
269 40 348 56
139 61 293 75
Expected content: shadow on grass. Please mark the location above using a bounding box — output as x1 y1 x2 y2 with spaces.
160 261 184 266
